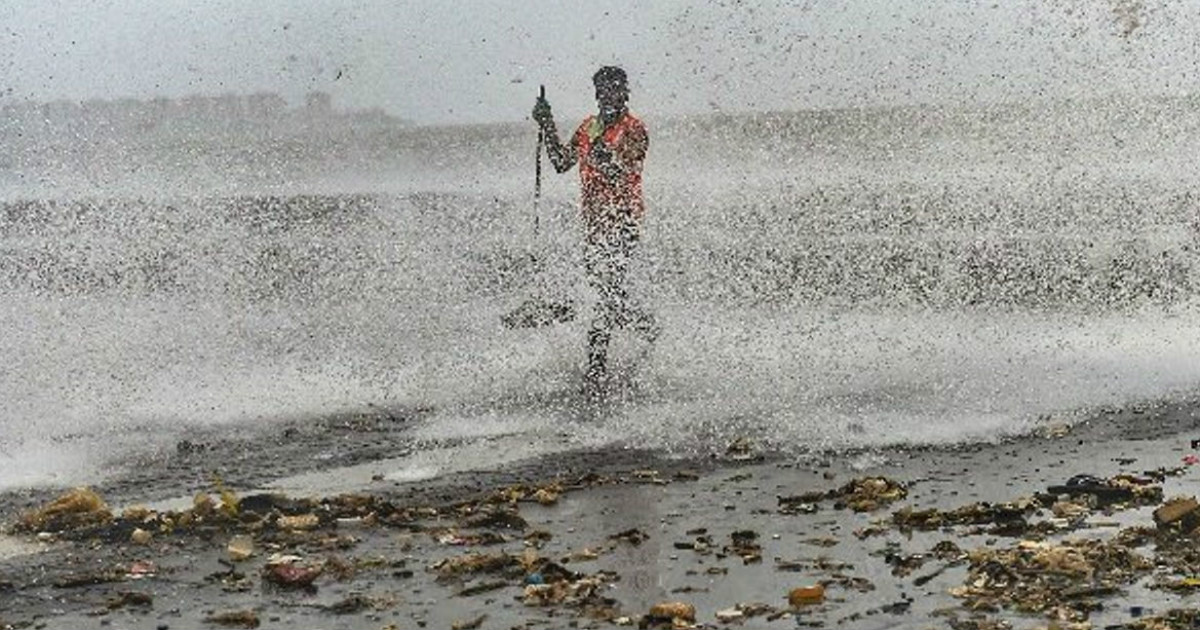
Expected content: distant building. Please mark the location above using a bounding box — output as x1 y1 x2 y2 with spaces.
0 90 409 142
246 92 287 119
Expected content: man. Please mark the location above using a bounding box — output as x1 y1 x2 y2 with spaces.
532 66 658 388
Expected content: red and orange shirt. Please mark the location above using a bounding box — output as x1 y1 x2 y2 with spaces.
572 112 648 235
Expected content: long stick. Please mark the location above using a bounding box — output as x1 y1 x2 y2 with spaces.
534 84 544 239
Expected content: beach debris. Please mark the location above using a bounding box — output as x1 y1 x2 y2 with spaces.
1051 497 1092 520
213 477 240 518
950 537 1152 619
431 528 506 546
892 497 1041 534
451 614 487 629
779 476 907 513
206 561 251 593
130 527 153 545
1153 497 1200 529
779 501 818 515
884 551 929 578
726 437 760 461
126 560 157 579
491 481 576 506
1142 466 1190 482
431 551 522 580
675 532 714 554
1110 609 1200 630
15 487 113 533
51 568 126 589
1156 577 1200 593
322 593 377 614
277 513 320 530
525 529 553 547
1047 473 1162 507
105 590 153 609
227 535 254 561
205 609 260 628
1041 423 1071 438
644 601 696 626
731 602 786 620
192 492 217 519
462 507 527 530
564 547 601 562
262 554 323 588
775 556 853 573
715 607 744 623
787 584 825 607
522 570 615 610
320 555 357 581
122 505 154 521
610 528 650 546
853 524 889 539
534 486 560 505
725 529 762 564
1184 455 1200 466
458 580 508 597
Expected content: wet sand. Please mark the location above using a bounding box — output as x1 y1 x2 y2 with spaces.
3 395 1200 630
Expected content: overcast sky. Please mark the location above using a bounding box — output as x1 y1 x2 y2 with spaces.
2 0 1199 125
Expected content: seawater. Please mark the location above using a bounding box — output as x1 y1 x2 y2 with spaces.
3 96 1200 489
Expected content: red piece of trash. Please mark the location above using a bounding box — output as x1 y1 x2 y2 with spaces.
263 562 322 587
1183 455 1199 466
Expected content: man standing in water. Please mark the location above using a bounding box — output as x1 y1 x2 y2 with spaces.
533 66 658 389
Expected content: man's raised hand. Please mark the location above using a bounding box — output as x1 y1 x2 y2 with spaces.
532 95 553 128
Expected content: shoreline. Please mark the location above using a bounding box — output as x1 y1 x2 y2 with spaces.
3 395 1200 629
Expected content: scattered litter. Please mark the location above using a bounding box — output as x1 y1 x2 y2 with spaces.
534 486 560 505
610 528 650 546
227 535 254 561
462 507 528 531
105 590 152 609
780 477 907 513
431 552 521 580
788 584 825 607
451 614 487 629
126 560 157 579
726 530 762 564
950 537 1152 618
16 487 112 533
645 601 696 624
726 437 761 462
1047 473 1162 507
277 513 320 530
1153 497 1199 528
893 497 1041 534
205 609 260 628
262 555 323 588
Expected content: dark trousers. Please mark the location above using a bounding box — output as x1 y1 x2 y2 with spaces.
583 225 657 379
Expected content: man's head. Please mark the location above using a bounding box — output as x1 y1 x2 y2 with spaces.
593 66 629 124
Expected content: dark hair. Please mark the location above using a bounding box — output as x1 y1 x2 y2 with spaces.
593 66 627 88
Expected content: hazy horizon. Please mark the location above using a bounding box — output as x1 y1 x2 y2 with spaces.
3 0 1199 126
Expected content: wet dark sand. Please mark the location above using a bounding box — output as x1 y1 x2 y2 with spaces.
3 395 1200 630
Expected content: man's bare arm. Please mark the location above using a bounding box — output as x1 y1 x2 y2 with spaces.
541 118 577 174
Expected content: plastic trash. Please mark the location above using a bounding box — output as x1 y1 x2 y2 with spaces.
788 585 825 606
